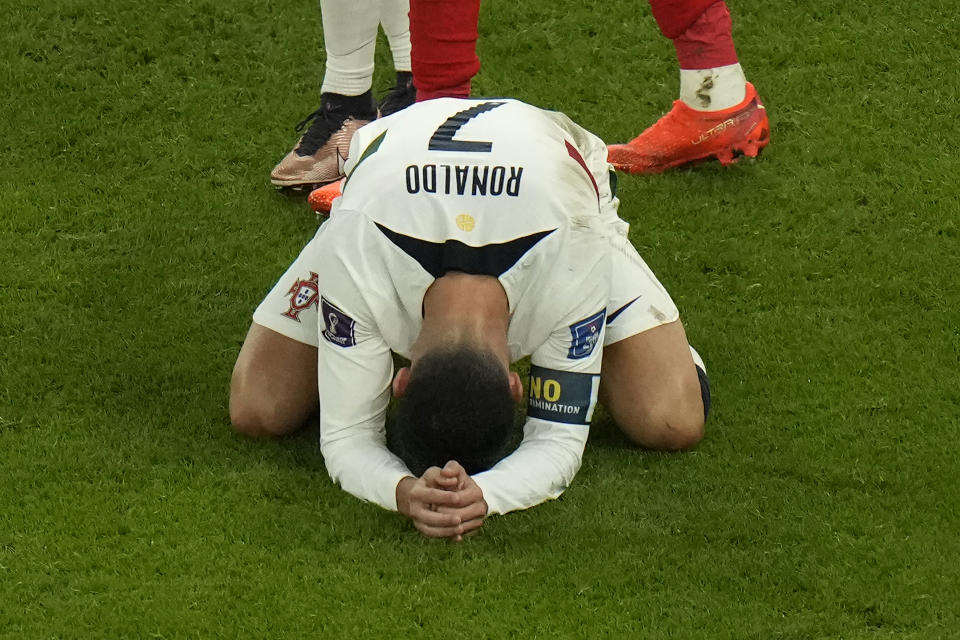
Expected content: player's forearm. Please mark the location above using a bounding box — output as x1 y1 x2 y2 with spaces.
473 420 588 515
321 435 411 510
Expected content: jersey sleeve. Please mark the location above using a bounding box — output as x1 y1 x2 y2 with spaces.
473 260 609 515
315 294 412 512
470 414 593 515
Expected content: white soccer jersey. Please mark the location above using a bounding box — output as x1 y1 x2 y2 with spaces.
254 98 677 515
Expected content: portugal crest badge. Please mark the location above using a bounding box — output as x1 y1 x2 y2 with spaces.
282 272 320 321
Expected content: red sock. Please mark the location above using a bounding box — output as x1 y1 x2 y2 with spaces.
648 0 718 39
671 1 739 69
409 0 482 101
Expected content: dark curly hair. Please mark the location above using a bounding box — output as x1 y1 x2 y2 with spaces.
391 345 516 476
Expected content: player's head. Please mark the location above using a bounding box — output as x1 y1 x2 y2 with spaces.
392 344 519 476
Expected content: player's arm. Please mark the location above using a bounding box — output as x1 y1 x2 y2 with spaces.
471 349 602 514
470 295 608 515
315 297 414 511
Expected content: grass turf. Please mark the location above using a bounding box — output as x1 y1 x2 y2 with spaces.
2 0 958 637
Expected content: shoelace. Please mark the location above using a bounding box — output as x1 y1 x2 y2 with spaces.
294 106 348 156
379 79 416 117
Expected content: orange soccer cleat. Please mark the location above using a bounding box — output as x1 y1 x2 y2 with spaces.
308 179 343 216
607 82 769 175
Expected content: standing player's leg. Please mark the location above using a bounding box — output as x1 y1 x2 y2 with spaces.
378 0 418 115
307 0 479 214
270 0 381 188
305 0 417 214
230 324 319 437
408 0 481 100
607 0 770 174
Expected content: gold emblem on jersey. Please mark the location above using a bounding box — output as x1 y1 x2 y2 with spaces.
456 214 476 232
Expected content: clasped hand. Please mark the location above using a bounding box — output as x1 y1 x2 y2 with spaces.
396 460 488 540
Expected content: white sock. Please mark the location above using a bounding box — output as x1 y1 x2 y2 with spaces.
679 63 747 111
380 0 411 72
319 0 379 95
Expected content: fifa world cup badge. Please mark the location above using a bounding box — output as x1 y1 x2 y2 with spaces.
567 310 606 359
320 297 356 347
282 272 321 321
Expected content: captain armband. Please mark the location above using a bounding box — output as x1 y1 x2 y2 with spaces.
526 365 600 425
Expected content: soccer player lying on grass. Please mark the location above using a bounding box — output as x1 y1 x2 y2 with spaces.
230 98 710 539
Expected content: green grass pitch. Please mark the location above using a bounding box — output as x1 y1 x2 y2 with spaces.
2 0 959 637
